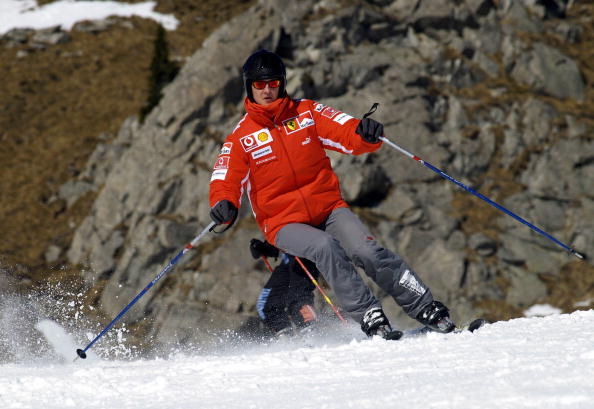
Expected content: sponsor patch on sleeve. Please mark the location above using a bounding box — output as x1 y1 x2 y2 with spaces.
210 169 228 182
213 155 230 170
321 106 339 119
333 112 354 125
314 103 326 112
220 142 232 155
240 129 273 152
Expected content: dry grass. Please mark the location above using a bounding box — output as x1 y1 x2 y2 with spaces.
0 1 254 289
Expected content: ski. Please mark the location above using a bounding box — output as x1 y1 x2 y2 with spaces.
467 318 488 332
399 318 488 340
384 330 404 340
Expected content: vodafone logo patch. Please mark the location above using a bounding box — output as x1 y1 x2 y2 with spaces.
214 156 230 170
240 129 273 152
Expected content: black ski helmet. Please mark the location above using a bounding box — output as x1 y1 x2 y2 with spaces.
242 49 286 102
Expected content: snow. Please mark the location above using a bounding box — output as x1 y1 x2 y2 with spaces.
35 320 99 362
0 0 178 35
524 303 563 317
2 310 594 409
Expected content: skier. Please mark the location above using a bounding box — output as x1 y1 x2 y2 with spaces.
209 49 456 338
250 238 319 337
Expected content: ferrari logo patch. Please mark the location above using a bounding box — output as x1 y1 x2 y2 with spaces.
283 111 315 135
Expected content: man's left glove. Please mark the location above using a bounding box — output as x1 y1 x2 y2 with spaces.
250 239 280 259
210 200 238 225
356 117 384 144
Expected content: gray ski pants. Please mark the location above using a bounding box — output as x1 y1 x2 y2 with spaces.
275 207 433 324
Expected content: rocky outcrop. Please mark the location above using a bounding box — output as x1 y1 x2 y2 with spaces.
66 0 592 346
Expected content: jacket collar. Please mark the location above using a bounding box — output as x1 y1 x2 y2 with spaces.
244 95 293 128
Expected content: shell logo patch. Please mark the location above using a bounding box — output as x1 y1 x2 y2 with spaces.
240 128 273 152
283 111 315 134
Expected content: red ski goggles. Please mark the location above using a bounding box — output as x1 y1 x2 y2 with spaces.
252 79 281 90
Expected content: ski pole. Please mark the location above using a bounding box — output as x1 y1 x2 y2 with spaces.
294 256 347 323
75 221 216 360
260 255 275 274
379 136 587 260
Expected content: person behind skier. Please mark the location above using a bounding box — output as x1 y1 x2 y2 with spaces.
250 238 319 338
209 49 455 338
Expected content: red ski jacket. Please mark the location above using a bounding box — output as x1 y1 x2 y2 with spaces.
209 95 382 244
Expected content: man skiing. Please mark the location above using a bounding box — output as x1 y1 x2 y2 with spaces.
250 238 319 337
209 49 455 338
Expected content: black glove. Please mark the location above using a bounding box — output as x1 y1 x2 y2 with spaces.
210 200 238 225
250 239 280 259
356 118 384 144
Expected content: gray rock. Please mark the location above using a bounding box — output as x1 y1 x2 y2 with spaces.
58 180 93 207
520 138 594 198
414 239 465 294
385 0 420 18
565 115 587 138
2 28 33 47
472 50 500 77
501 1 543 34
468 233 498 257
449 123 496 176
497 232 563 274
510 42 585 100
334 155 391 205
44 245 62 263
446 230 467 252
372 186 417 222
74 19 115 33
31 26 70 46
505 266 547 308
464 16 502 55
553 22 582 44
520 98 557 146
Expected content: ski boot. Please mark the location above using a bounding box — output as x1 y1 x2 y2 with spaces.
274 326 295 340
361 307 402 340
416 301 456 333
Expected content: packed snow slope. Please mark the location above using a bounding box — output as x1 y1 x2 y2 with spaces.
2 310 593 409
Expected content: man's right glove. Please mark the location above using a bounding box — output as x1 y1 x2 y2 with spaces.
250 239 280 259
210 200 238 225
356 117 384 144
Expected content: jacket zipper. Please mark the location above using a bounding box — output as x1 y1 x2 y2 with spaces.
274 123 314 222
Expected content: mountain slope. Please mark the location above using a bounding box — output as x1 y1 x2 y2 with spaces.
2 310 593 409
